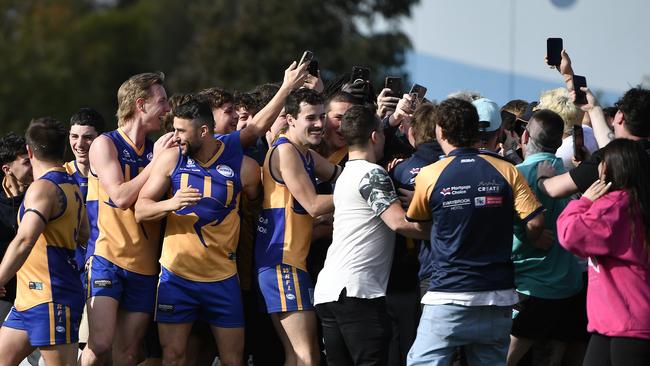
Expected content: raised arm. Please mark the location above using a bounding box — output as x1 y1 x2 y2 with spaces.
573 87 613 148
239 61 309 147
276 144 333 217
90 132 175 209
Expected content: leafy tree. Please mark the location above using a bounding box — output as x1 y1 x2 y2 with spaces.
0 0 418 136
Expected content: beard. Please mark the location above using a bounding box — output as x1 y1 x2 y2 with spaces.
181 140 201 157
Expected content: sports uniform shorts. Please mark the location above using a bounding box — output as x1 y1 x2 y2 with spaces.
3 302 82 347
155 266 244 328
258 264 314 313
85 255 157 313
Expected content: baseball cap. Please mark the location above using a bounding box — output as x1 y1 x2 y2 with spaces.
473 98 502 132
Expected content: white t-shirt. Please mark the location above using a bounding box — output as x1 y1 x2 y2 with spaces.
555 125 599 170
314 160 398 305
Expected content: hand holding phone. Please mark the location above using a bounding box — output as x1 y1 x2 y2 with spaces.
408 83 427 110
299 51 314 66
572 75 588 105
308 59 319 77
573 124 586 161
351 66 370 83
385 77 403 97
547 38 563 67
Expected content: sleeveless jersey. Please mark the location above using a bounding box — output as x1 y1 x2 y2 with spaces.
15 168 84 311
63 160 88 201
64 160 89 270
255 135 317 271
86 129 161 275
160 133 244 282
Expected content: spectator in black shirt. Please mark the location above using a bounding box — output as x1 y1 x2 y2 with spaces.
0 133 32 323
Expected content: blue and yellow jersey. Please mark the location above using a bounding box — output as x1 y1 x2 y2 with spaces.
15 168 84 311
63 160 88 201
64 160 89 270
86 129 161 275
160 133 244 282
255 135 316 272
407 148 543 292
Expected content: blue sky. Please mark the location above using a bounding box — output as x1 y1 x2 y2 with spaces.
390 0 649 106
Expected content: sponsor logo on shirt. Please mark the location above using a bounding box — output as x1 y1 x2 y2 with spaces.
216 164 235 178
442 198 471 210
28 282 43 290
477 180 501 193
460 158 475 163
56 326 66 333
187 158 196 168
474 196 503 207
286 294 296 301
122 149 131 158
146 152 153 161
409 167 421 175
440 185 471 196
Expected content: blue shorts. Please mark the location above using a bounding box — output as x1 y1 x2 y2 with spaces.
258 264 314 313
85 255 157 313
155 267 244 328
3 303 81 347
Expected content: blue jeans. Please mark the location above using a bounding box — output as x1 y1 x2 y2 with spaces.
407 304 512 366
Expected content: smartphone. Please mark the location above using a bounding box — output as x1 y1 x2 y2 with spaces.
409 83 427 110
299 50 313 66
308 59 319 77
573 74 588 105
547 38 563 67
351 66 370 83
573 124 586 161
385 77 403 97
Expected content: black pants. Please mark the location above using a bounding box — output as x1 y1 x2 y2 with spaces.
583 333 650 366
386 290 420 366
315 290 391 366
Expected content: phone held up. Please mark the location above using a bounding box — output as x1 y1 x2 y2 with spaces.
409 83 427 110
573 124 586 162
385 77 403 97
299 50 313 66
308 59 319 77
351 66 370 83
572 75 588 105
547 38 563 67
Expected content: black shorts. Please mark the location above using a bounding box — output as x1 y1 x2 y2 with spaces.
511 290 588 342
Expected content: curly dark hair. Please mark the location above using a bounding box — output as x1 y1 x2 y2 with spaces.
0 132 27 166
436 98 479 147
197 87 234 110
250 83 280 111
616 87 650 138
70 107 105 133
285 88 324 118
234 91 259 114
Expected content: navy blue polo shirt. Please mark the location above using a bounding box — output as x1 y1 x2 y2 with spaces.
406 148 543 292
390 141 445 283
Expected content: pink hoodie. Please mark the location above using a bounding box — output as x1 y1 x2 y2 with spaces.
557 190 650 340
